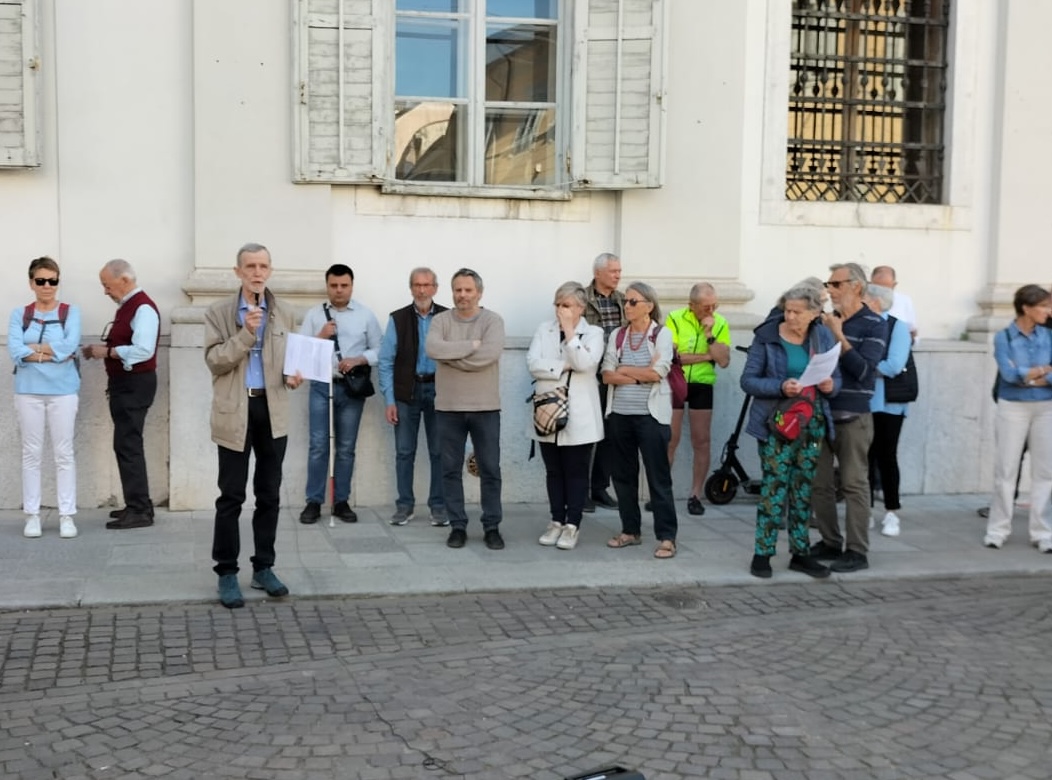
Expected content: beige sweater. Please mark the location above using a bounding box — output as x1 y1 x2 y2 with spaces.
425 308 505 411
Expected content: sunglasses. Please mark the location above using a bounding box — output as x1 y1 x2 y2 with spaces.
624 298 648 307
33 278 60 287
824 280 849 289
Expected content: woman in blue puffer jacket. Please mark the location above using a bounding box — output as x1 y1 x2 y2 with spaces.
741 283 841 579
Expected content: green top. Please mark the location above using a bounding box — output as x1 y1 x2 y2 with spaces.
665 307 731 385
781 339 809 380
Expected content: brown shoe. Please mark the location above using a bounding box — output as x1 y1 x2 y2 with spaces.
106 511 154 530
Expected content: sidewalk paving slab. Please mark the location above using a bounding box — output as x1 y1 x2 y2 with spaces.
1 493 1049 611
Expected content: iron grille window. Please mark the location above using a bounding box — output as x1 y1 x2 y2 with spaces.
786 0 950 203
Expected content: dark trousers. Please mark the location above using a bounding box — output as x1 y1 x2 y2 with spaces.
107 372 157 514
539 442 592 527
869 412 905 511
212 395 288 576
437 410 502 531
607 413 678 542
589 382 613 494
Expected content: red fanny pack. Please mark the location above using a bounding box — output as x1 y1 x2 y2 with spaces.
767 386 817 442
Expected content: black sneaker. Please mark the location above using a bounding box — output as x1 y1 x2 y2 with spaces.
591 490 619 510
299 502 321 524
483 529 505 550
829 550 869 573
750 554 772 578
332 501 357 523
446 528 467 548
687 496 705 516
789 554 830 579
809 540 842 560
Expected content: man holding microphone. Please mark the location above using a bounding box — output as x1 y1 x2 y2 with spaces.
203 242 303 609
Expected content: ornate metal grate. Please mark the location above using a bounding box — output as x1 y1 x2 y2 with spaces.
786 0 950 203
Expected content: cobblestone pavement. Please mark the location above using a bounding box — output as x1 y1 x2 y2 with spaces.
1 575 1050 779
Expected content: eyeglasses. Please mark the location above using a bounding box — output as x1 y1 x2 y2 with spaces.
33 278 59 287
100 321 114 342
824 280 849 289
624 298 648 307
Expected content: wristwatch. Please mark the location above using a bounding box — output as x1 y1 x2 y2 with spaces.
706 336 716 345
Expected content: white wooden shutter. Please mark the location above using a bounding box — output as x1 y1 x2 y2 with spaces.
572 0 666 189
0 0 39 168
293 0 386 183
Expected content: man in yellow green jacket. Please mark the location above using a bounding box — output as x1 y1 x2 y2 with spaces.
665 283 731 515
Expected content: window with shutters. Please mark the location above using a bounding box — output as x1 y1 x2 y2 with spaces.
293 0 666 199
786 0 950 204
0 0 39 168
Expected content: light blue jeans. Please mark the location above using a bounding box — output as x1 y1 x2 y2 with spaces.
306 379 365 504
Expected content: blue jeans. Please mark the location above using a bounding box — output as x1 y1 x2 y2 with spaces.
394 382 444 512
607 413 678 542
306 380 365 504
437 410 502 530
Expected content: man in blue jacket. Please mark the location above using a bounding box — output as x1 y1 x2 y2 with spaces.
810 262 887 572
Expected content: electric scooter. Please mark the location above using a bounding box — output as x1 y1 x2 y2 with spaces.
703 346 763 504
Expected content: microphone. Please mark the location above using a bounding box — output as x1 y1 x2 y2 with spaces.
254 291 261 308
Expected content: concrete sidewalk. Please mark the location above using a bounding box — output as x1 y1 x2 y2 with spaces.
1 493 1048 610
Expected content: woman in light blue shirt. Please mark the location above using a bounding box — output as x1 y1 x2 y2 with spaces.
7 257 82 539
985 284 1052 551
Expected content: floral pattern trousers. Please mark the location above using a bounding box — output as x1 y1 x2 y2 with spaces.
754 412 825 557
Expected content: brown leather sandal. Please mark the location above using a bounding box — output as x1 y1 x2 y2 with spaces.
654 540 677 559
607 533 642 548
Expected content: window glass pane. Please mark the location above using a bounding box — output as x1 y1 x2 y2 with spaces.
487 0 557 20
396 19 466 98
485 24 555 102
483 107 555 185
394 101 468 182
396 1 466 12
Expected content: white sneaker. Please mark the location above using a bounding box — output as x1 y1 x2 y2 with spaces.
556 524 580 550
538 522 564 546
23 515 41 538
881 511 901 537
59 515 78 539
1034 538 1052 553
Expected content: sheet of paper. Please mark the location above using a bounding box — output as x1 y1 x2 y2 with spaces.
797 342 841 388
283 333 334 383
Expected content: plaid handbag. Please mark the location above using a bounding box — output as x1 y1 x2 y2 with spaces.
532 371 571 437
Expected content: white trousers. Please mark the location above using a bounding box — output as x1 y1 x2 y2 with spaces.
14 393 79 516
986 398 1052 545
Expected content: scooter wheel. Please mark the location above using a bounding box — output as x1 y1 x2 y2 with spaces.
704 472 739 505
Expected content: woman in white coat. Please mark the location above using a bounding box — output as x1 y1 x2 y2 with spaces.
527 282 606 550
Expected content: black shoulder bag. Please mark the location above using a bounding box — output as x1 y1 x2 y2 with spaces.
324 304 374 399
882 315 919 403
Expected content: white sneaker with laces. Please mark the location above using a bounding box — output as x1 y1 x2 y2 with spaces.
881 511 901 537
59 515 78 539
556 524 580 550
23 515 42 538
538 522 564 546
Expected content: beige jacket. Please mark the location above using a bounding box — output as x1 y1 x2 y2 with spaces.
204 290 296 451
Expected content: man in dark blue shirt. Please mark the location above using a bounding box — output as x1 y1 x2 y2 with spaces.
810 262 887 572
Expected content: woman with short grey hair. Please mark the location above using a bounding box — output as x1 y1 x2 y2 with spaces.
602 281 680 559
740 283 841 579
527 282 605 550
863 283 911 538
